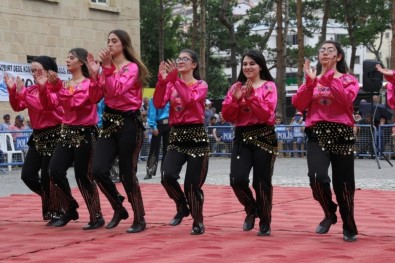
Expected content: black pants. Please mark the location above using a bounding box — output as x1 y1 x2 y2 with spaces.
146 123 170 176
93 116 145 223
307 139 358 235
49 130 102 222
161 149 209 225
21 144 62 220
229 142 276 229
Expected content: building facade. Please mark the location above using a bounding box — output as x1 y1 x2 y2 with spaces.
0 0 140 117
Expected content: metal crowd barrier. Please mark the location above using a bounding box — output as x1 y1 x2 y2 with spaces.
2 124 394 171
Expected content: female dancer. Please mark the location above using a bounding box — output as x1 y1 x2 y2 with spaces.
222 50 277 236
375 64 395 109
292 40 359 242
153 49 210 235
4 56 63 225
39 48 104 230
87 29 149 233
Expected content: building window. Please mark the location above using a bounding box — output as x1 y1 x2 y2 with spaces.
385 32 390 38
89 0 119 13
355 56 360 64
286 35 298 46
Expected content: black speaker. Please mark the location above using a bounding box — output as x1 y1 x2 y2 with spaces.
363 59 383 93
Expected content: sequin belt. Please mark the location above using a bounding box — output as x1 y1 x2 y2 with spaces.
234 124 278 155
29 125 62 156
168 123 210 157
99 106 143 138
59 124 97 148
305 122 355 155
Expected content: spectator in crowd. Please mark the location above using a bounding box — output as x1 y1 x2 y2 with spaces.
207 115 217 153
140 97 149 119
274 116 288 157
204 99 213 126
144 98 170 180
8 115 29 141
210 106 219 120
212 112 233 155
2 114 11 129
289 111 306 157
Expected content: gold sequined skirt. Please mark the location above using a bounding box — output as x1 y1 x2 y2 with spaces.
234 124 278 155
59 124 97 148
306 122 355 155
29 125 62 156
168 124 210 157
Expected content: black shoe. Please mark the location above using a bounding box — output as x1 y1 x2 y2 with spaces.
343 230 357 242
126 219 146 233
53 210 79 227
315 215 337 234
46 218 60 226
105 208 129 229
257 225 271 236
169 209 190 226
144 174 152 180
243 213 256 231
83 216 105 230
191 222 205 235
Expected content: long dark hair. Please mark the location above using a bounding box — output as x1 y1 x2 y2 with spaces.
179 48 200 80
69 48 90 78
108 29 150 85
316 40 349 74
237 50 274 84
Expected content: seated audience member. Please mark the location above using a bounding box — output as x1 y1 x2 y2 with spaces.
212 112 233 154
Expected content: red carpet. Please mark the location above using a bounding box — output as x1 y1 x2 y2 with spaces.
0 184 394 262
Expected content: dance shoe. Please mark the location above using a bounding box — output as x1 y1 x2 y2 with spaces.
343 230 357 242
46 218 60 226
144 174 152 180
53 210 79 227
82 216 105 230
191 222 205 235
105 207 129 229
315 214 337 234
126 219 146 233
257 225 271 236
169 209 190 226
243 213 256 231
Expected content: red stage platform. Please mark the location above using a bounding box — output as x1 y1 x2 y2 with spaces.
0 184 394 262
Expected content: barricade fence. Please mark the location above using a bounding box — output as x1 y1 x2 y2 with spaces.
1 124 394 170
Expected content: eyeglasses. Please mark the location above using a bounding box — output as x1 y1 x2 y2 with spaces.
176 57 192 64
318 47 337 54
30 68 45 74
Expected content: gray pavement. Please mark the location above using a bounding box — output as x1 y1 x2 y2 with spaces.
0 157 394 197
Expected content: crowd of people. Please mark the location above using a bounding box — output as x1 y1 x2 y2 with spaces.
3 32 395 243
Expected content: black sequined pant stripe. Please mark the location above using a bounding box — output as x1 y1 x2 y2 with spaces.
307 140 358 234
146 123 170 176
93 118 146 221
230 143 276 224
21 146 62 220
49 136 102 221
161 149 209 223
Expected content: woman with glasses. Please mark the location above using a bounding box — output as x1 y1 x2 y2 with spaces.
292 40 359 242
4 56 64 226
39 48 104 230
222 50 278 236
153 49 210 235
87 29 149 233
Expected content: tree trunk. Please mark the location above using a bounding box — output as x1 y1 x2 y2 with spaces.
296 0 304 86
218 0 238 83
342 0 356 72
199 0 206 80
319 0 331 44
191 0 199 50
276 0 287 118
159 0 164 61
